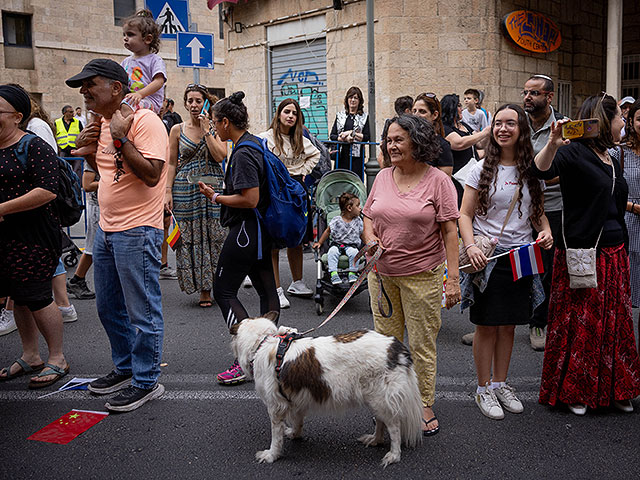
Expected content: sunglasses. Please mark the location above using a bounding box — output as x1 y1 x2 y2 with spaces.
113 151 125 183
186 83 207 92
521 90 550 97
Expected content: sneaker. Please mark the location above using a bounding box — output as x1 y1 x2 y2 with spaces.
277 287 290 309
348 272 358 283
242 276 253 288
475 388 504 420
568 403 587 416
287 280 313 297
613 400 634 413
67 277 96 299
159 265 177 279
0 308 17 336
330 271 341 285
493 384 524 413
60 305 78 323
529 327 546 351
217 360 246 385
461 332 474 346
88 370 133 395
105 383 165 412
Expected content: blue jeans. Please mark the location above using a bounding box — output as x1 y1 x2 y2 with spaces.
327 245 359 272
93 226 164 389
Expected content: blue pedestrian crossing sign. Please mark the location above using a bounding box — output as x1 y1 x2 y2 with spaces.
145 0 189 39
177 32 215 69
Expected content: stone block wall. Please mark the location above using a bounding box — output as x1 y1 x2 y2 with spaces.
1 0 226 120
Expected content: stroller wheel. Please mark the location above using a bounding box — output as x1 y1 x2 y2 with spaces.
64 253 78 268
315 302 323 316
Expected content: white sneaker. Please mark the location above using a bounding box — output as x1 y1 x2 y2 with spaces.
0 308 17 336
475 389 504 420
287 280 313 297
277 287 290 309
568 403 587 416
159 265 177 279
493 384 524 413
60 305 78 323
613 400 634 413
242 276 253 288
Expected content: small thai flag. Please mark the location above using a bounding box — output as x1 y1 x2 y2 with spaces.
509 241 544 281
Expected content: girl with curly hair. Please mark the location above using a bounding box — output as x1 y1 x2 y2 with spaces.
459 104 553 420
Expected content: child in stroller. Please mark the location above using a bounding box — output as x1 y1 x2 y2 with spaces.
313 192 363 285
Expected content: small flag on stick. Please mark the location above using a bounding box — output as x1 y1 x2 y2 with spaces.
509 241 544 281
27 409 108 445
166 212 181 250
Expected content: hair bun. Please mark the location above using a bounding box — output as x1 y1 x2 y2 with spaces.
229 91 245 105
137 9 153 17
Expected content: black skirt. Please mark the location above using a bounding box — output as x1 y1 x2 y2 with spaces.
469 255 533 326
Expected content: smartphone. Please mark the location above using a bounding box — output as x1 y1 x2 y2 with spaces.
187 173 218 185
561 119 599 140
200 99 211 116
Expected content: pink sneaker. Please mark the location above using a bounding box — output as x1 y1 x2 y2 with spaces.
217 360 246 385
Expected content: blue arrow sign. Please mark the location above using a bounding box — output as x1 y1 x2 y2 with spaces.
145 0 189 40
177 32 215 69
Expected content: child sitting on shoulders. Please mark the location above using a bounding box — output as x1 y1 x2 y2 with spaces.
313 192 364 284
105 9 166 153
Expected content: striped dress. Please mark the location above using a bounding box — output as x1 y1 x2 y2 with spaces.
172 126 227 295
611 145 640 307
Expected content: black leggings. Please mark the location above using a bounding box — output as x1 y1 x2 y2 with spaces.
214 215 280 330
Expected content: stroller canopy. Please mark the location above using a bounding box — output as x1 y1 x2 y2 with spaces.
314 169 367 217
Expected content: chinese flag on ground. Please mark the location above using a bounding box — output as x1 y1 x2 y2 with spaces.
27 409 108 445
166 212 182 251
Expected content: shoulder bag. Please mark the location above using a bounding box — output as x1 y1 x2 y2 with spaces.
459 185 520 274
563 159 615 289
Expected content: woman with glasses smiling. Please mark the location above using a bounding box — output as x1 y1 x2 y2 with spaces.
459 104 552 420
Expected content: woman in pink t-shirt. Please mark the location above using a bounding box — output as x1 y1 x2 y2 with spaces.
362 114 461 437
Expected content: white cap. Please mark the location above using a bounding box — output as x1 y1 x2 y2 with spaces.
619 96 636 106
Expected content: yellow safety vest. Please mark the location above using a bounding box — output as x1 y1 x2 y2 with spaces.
55 117 81 150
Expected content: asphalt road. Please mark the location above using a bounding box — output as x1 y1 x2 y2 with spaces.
1 250 639 479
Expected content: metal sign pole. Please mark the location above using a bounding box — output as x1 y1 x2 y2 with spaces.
190 20 200 84
364 0 379 192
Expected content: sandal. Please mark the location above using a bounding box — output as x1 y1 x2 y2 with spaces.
28 363 69 389
198 300 213 308
422 416 440 436
0 358 44 381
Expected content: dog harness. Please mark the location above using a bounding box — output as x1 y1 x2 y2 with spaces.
274 332 302 380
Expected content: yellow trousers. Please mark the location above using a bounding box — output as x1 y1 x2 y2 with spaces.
368 263 444 407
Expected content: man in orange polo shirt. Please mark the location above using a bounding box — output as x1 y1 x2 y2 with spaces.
66 59 168 412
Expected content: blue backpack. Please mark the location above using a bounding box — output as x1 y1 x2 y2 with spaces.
234 138 308 248
15 134 84 227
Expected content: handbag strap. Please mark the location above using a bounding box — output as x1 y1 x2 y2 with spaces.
561 154 616 249
498 185 521 240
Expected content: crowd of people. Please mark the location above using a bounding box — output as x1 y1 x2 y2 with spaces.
1 9 639 428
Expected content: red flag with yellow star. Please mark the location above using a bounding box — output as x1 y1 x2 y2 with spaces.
27 409 108 444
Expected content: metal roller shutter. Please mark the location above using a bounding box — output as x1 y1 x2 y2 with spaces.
270 39 328 139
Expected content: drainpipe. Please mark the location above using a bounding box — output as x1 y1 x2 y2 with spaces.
605 0 622 99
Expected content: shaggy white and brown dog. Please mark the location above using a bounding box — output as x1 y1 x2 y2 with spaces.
231 312 423 467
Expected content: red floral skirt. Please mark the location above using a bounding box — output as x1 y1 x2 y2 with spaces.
539 245 640 408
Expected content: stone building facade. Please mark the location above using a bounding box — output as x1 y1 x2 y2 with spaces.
219 0 639 140
1 0 226 120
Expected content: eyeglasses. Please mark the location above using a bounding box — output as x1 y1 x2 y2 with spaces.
0 110 18 115
521 90 550 97
495 120 518 130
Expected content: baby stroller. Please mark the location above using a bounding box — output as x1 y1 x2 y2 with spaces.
313 169 368 315
61 229 82 268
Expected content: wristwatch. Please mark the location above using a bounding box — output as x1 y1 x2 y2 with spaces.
113 136 129 149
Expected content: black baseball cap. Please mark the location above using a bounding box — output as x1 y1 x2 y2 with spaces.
66 58 128 88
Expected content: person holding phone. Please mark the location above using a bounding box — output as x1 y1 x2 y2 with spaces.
165 84 227 307
533 93 640 415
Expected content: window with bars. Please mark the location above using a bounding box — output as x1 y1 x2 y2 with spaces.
622 55 640 100
557 80 571 118
113 0 136 26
